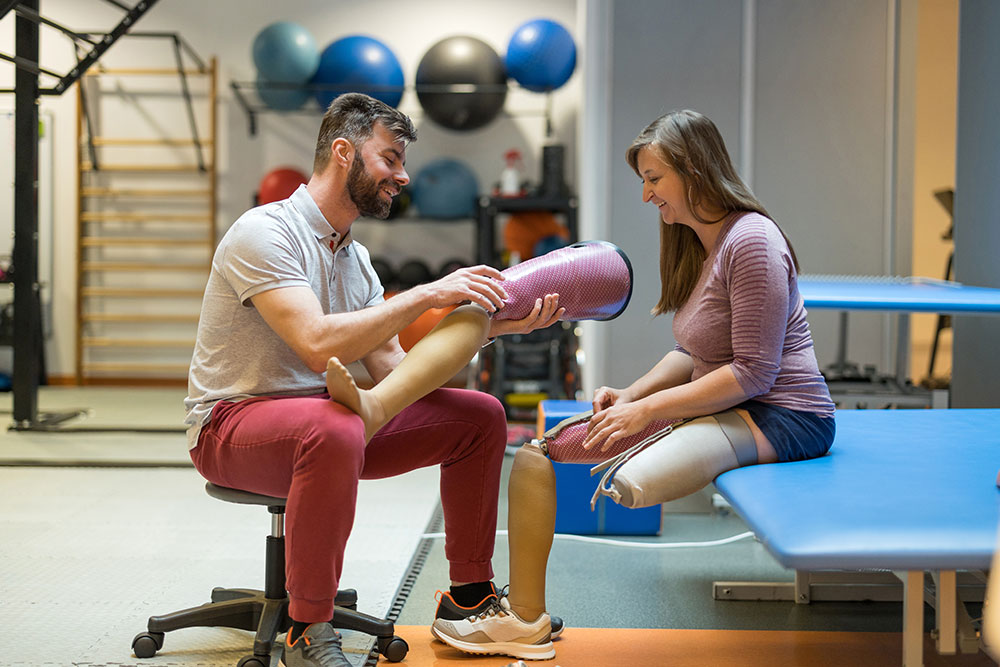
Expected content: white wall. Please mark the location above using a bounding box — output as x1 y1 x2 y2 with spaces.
581 0 903 392
0 0 580 378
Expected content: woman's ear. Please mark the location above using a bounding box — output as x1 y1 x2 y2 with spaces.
331 137 354 169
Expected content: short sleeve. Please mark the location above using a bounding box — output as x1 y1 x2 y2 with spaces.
220 216 311 306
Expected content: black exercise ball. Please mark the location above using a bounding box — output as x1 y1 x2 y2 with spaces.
437 258 467 278
415 35 507 131
396 259 434 289
370 256 396 288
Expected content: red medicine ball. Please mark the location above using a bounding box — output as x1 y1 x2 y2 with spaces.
257 167 309 205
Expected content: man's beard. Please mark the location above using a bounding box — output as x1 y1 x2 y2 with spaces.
347 154 393 219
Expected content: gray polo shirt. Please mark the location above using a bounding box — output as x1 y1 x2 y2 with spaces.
183 184 384 449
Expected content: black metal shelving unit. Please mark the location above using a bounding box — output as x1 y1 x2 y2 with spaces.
474 192 581 417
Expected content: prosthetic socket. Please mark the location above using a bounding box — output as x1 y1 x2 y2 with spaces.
533 409 756 510
493 241 633 322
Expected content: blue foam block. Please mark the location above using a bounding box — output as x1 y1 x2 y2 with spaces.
539 400 661 536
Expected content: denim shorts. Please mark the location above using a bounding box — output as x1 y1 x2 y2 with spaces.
737 400 835 463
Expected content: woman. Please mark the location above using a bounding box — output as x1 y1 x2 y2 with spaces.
430 110 836 661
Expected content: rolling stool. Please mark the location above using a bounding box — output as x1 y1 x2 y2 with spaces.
132 482 408 666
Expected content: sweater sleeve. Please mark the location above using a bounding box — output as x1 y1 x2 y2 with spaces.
724 221 790 397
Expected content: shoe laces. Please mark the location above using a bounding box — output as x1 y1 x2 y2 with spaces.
297 628 347 665
470 584 514 621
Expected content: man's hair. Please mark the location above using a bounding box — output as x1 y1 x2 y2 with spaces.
313 93 417 173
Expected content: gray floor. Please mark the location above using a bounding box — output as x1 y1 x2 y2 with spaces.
0 387 192 467
0 387 439 667
0 387 988 667
396 453 914 633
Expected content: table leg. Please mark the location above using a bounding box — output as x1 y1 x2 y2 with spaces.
933 570 957 655
898 570 925 667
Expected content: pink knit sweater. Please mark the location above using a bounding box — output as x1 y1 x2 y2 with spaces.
673 212 834 417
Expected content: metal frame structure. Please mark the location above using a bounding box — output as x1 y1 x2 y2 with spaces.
1 0 159 429
78 31 209 172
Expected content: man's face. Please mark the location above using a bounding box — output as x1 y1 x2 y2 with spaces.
347 123 409 220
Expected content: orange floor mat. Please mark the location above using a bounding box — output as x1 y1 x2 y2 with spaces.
391 625 995 667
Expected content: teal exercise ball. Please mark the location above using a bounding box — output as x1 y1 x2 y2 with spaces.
256 74 310 111
412 159 480 219
311 35 405 109
506 18 577 92
252 22 320 84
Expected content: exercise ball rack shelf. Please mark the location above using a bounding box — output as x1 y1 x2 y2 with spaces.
229 80 557 137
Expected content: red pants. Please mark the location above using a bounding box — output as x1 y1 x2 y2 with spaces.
190 388 507 623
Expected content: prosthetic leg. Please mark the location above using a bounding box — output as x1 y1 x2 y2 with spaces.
506 442 556 624
327 241 635 441
326 304 491 441
597 410 757 508
501 409 756 622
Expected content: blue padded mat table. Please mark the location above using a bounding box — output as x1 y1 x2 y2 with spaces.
715 409 1000 571
714 408 1000 665
798 275 1000 314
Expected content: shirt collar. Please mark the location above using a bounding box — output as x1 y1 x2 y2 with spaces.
289 183 353 249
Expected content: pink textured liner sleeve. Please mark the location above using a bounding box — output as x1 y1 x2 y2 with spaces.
493 241 633 322
541 414 681 464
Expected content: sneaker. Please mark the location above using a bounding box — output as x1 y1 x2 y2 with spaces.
432 585 564 640
431 596 555 660
433 582 499 621
278 622 351 667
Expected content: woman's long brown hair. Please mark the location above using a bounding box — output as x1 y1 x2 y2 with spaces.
625 110 798 315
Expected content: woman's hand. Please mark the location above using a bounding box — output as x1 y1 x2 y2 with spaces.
591 385 629 413
582 399 652 453
487 294 564 338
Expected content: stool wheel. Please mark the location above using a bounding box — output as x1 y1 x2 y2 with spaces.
237 655 268 667
131 631 164 658
378 635 408 662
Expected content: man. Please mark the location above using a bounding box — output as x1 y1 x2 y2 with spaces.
184 93 560 667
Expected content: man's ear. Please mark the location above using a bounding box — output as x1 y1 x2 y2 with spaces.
331 137 354 169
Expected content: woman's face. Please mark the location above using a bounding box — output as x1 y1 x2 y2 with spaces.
636 146 690 226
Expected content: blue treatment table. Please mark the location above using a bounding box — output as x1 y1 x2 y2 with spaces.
797 276 1000 408
713 409 1000 666
798 275 1000 314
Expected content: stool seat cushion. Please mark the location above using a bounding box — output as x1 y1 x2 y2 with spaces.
205 482 286 508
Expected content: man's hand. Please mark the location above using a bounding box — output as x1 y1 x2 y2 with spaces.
487 294 564 338
418 265 508 313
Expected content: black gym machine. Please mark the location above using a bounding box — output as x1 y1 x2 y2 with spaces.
1 0 159 429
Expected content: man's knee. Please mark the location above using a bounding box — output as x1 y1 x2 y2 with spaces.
296 402 367 472
448 389 507 445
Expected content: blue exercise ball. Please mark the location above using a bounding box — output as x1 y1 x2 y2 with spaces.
412 159 480 219
415 35 507 131
256 74 310 111
311 35 405 109
252 22 320 84
506 18 577 92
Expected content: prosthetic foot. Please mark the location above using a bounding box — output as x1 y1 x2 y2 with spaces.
493 241 633 322
326 304 490 442
326 357 388 443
